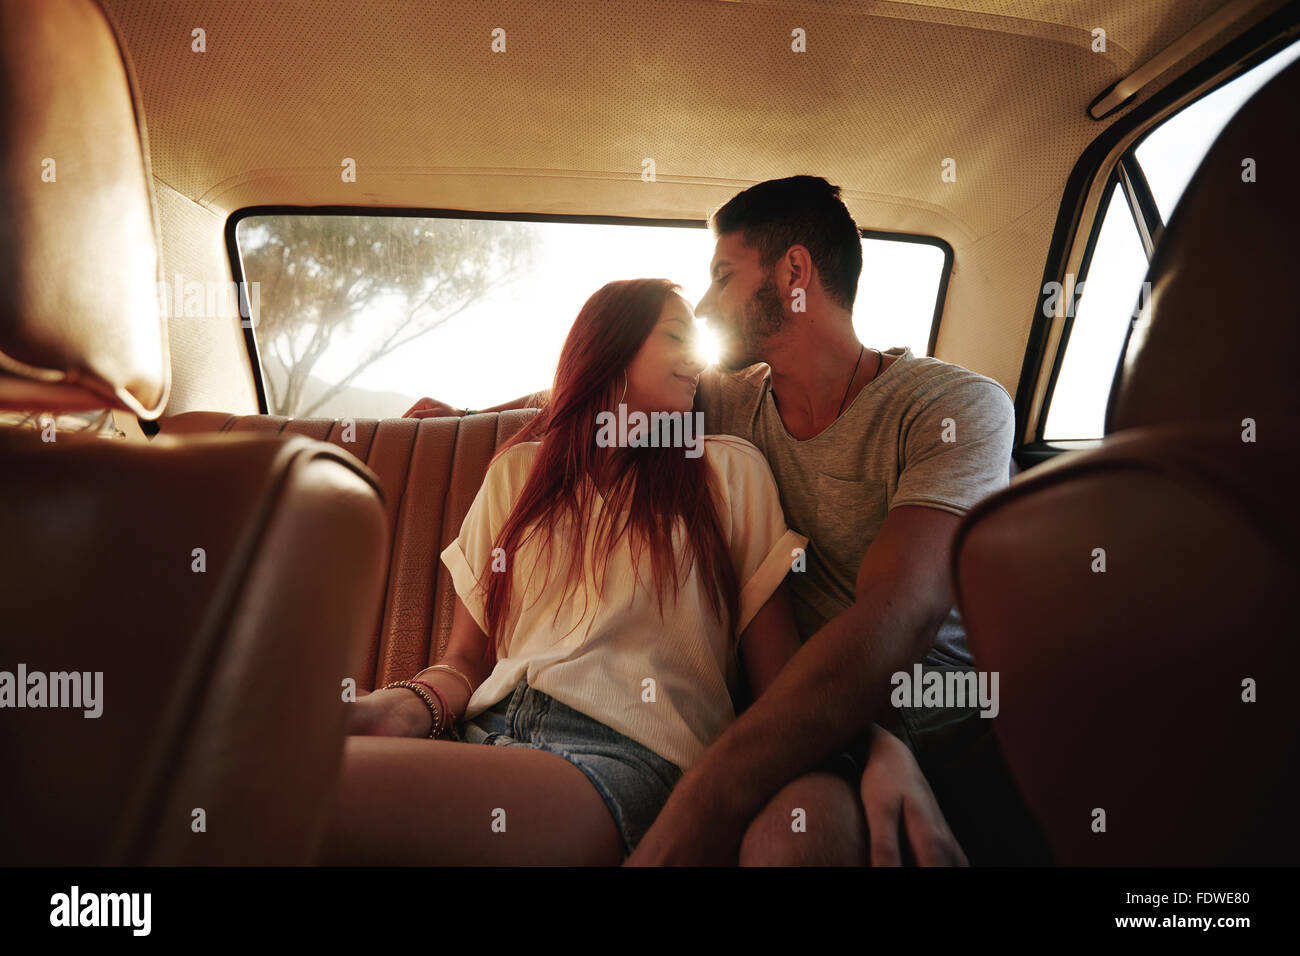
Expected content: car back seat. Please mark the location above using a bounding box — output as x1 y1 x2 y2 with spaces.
159 409 539 688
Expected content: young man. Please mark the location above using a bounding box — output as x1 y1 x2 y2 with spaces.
405 176 1049 866
625 175 1048 866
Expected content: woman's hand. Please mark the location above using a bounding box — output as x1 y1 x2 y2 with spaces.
347 687 434 737
859 724 969 866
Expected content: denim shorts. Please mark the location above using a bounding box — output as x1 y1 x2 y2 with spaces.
460 676 683 859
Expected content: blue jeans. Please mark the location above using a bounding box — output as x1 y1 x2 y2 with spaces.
460 676 683 860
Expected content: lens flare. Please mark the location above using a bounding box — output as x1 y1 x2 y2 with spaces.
694 320 720 367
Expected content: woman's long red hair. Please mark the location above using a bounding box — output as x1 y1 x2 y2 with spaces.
479 278 739 658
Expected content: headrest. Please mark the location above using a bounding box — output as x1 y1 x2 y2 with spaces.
1106 55 1300 433
0 0 169 419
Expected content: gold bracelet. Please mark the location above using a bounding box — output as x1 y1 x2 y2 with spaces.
384 680 441 738
415 663 476 699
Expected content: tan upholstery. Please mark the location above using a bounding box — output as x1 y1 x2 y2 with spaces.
0 430 388 865
0 0 390 865
0 0 168 417
954 423 1296 864
161 409 540 687
952 58 1300 864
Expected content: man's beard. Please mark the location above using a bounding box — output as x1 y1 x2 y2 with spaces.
719 273 786 370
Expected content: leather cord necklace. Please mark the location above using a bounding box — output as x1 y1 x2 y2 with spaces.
772 343 882 422
836 343 881 418
837 344 864 417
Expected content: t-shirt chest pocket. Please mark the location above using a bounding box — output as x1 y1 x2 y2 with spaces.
812 473 888 574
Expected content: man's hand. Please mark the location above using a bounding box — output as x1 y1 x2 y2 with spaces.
859 724 968 866
402 397 462 419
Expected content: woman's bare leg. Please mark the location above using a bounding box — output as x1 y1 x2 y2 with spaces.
317 735 625 865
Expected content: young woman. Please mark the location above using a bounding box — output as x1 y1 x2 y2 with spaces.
319 278 810 865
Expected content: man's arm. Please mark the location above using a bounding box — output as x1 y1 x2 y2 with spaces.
403 390 550 419
626 504 958 864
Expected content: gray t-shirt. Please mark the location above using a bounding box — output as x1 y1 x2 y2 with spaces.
696 346 1015 666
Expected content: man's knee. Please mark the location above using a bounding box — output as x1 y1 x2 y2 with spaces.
738 771 868 866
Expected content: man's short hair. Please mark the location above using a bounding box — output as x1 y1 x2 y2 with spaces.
708 175 863 311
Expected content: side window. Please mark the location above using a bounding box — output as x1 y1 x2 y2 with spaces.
1136 39 1300 222
1042 185 1148 440
1040 37 1300 441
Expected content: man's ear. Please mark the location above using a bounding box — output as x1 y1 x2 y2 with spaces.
778 245 814 297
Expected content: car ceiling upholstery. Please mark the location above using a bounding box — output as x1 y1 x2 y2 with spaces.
94 0 1288 416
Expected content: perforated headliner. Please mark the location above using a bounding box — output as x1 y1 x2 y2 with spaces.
95 0 1287 395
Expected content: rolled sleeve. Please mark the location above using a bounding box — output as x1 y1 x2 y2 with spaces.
737 527 808 634
438 448 524 635
707 437 810 634
892 379 1015 517
440 537 489 635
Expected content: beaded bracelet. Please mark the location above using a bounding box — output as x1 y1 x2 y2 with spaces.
411 679 460 741
384 680 442 739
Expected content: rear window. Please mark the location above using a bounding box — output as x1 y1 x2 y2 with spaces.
233 214 948 418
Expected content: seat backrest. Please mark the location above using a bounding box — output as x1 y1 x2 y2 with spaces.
160 409 540 687
0 0 389 865
0 0 167 417
951 57 1300 864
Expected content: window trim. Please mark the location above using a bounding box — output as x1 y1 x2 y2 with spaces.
1117 155 1163 258
1033 173 1127 444
1014 5 1300 468
1016 438 1105 470
225 206 953 415
1036 162 1160 442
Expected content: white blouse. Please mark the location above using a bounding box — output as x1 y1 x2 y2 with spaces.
440 435 807 771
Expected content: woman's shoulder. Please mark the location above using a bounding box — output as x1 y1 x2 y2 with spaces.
701 434 775 485
484 440 542 488
493 439 542 461
702 432 765 459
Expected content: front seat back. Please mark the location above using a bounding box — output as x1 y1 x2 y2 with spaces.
0 0 388 865
951 55 1300 864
